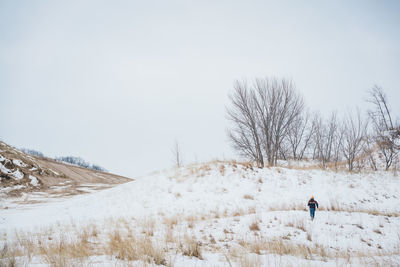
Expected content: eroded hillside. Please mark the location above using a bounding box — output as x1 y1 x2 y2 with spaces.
0 141 132 200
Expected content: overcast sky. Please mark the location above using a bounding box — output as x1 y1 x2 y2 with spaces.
1 1 399 178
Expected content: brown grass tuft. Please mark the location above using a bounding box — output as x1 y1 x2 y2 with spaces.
249 221 260 232
373 229 382 235
243 194 254 200
181 236 202 259
219 165 225 176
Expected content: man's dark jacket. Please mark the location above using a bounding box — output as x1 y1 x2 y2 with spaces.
308 199 319 209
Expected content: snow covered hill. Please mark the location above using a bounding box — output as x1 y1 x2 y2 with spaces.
1 160 399 266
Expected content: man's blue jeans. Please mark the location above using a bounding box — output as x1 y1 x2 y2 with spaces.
310 208 315 219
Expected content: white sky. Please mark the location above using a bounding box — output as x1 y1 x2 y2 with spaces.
1 1 400 178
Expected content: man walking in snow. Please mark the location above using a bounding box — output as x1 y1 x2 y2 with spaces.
308 196 319 220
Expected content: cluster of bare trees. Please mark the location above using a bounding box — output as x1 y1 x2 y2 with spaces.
56 156 107 172
227 78 399 171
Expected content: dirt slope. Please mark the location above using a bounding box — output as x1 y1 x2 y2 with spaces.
0 141 132 198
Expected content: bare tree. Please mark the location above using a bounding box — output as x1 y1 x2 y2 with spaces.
364 134 378 171
172 140 182 168
342 109 368 172
286 110 314 160
227 81 264 167
367 85 397 170
253 78 304 166
227 77 304 167
394 129 400 150
332 119 344 171
312 112 339 168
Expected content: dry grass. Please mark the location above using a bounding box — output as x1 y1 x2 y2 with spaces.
180 236 202 259
267 239 314 259
140 217 155 236
107 230 166 265
0 242 20 267
238 236 336 260
163 215 179 229
164 227 176 244
269 202 399 218
240 237 268 255
373 229 383 235
2 201 400 266
219 165 225 176
285 219 306 232
185 215 198 223
0 219 171 266
2 220 400 267
231 206 257 217
294 219 306 232
243 194 254 200
307 231 312 241
186 163 212 178
183 160 257 179
239 253 263 267
355 224 364 230
249 218 260 231
249 221 260 232
269 203 307 211
239 236 400 263
38 233 96 266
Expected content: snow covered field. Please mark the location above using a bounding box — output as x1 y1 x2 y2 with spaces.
1 161 400 266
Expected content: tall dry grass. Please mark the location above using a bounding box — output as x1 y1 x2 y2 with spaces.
180 236 202 260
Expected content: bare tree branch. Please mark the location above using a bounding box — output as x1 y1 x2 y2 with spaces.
172 140 182 168
342 109 368 172
367 85 397 170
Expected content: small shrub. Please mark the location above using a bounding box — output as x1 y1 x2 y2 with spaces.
249 221 260 231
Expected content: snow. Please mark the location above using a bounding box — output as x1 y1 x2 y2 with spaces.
11 169 24 180
1 162 400 266
12 159 27 167
0 162 11 174
49 169 59 176
29 175 39 186
0 185 25 195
